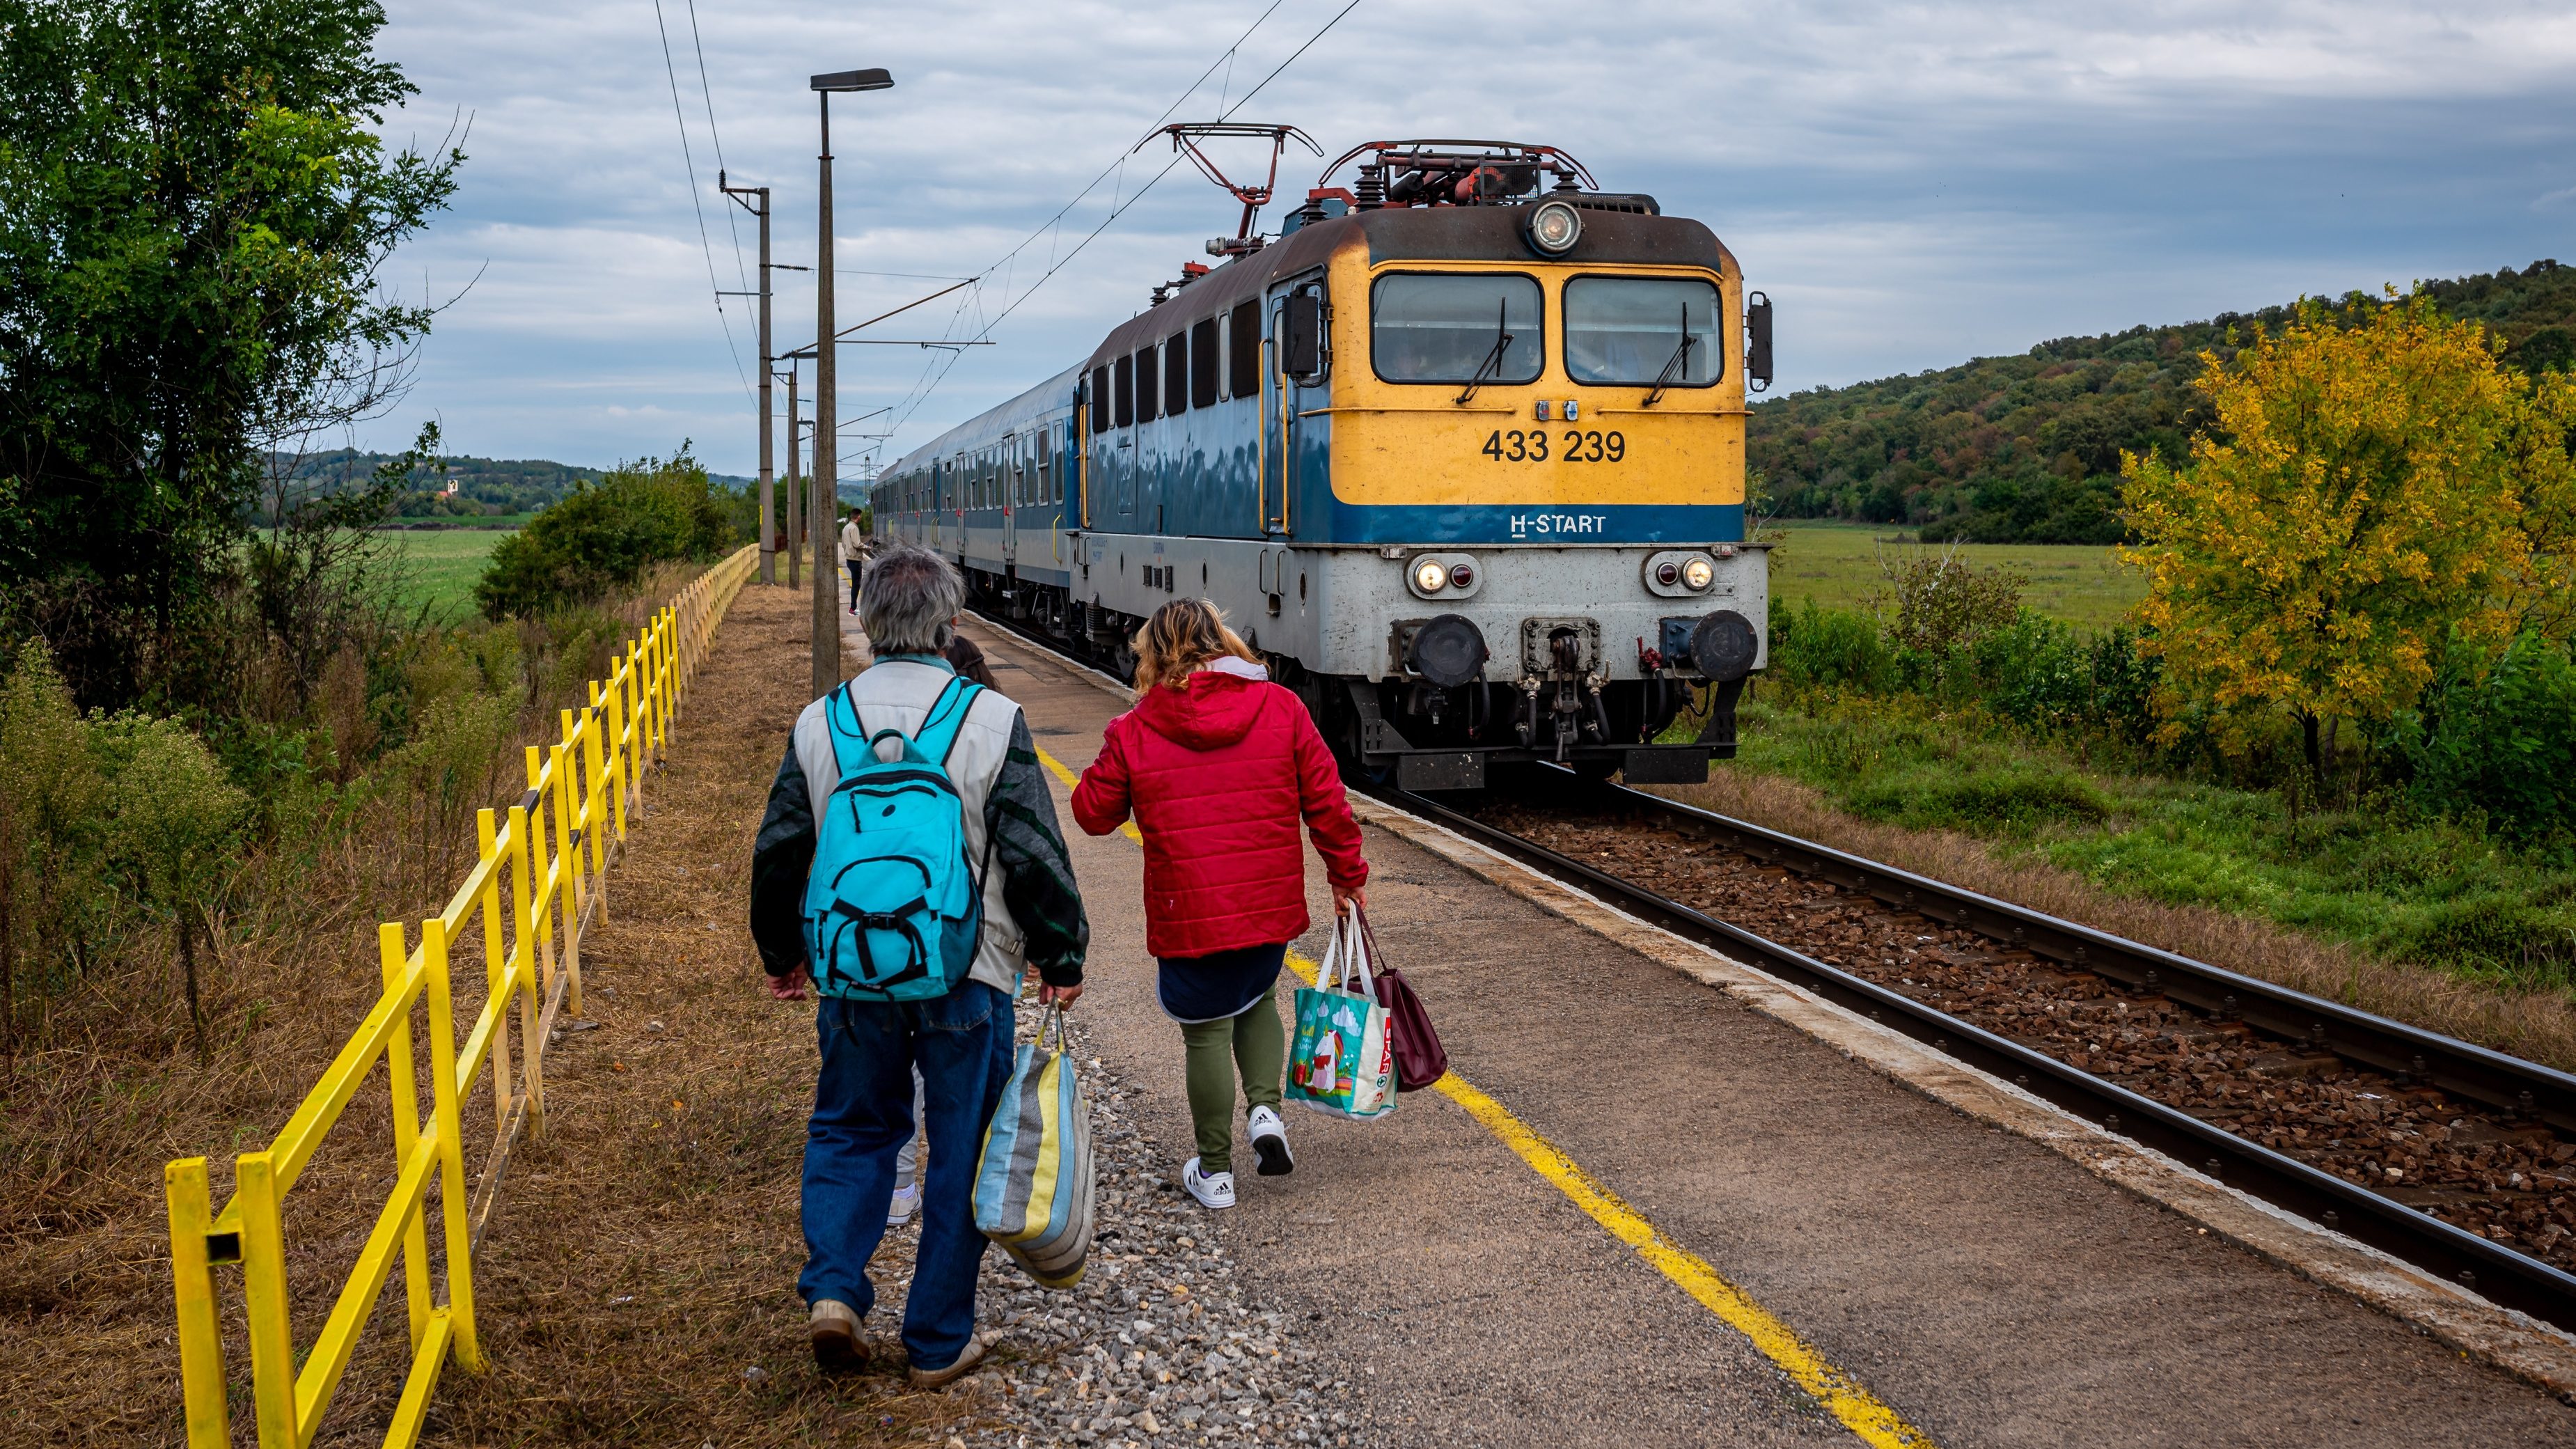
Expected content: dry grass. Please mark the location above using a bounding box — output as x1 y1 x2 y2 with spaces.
0 570 745 1446
1652 770 2576 1075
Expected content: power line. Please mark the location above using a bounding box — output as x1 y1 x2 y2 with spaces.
683 0 751 295
650 0 753 398
883 0 1365 444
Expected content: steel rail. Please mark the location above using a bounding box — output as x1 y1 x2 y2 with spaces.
1374 778 2576 1336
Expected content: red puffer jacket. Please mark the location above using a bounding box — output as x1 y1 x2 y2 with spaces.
1072 659 1367 959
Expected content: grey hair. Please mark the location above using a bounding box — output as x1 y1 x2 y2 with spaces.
857 543 964 655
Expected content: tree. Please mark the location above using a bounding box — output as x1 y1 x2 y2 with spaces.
2119 295 2573 786
475 448 738 620
0 0 461 707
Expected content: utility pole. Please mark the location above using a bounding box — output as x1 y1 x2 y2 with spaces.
808 67 892 698
718 175 778 584
781 361 802 590
814 99 838 696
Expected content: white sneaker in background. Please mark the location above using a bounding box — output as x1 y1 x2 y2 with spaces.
1181 1156 1236 1209
886 1182 921 1227
1246 1104 1294 1177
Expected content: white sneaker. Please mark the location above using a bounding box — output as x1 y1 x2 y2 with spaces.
886 1183 921 1227
1181 1156 1236 1209
1246 1105 1294 1177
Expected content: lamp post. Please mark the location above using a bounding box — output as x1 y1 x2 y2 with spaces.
809 65 893 698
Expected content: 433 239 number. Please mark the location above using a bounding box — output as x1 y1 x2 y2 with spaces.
1481 429 1625 462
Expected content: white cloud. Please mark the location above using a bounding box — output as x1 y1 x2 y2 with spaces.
364 0 2576 471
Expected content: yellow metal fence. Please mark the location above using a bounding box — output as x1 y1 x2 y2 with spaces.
163 545 760 1448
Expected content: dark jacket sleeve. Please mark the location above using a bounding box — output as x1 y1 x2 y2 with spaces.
750 743 815 978
989 710 1089 985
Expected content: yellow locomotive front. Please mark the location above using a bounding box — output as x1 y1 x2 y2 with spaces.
1251 144 1772 785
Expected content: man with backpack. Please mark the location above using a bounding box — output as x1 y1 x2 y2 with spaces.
750 543 1088 1388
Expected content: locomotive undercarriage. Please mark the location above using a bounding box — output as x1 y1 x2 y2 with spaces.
959 563 1741 792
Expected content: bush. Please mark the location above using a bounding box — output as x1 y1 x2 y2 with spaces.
1768 600 1896 694
2389 634 2576 843
476 448 735 618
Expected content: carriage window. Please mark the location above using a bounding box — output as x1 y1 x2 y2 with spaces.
1564 276 1721 386
1091 366 1112 432
1113 356 1133 428
1229 300 1260 397
1191 318 1219 408
1370 273 1542 384
1134 346 1158 421
1166 332 1191 414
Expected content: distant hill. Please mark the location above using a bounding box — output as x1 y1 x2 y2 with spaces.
269 449 756 521
1747 259 2576 545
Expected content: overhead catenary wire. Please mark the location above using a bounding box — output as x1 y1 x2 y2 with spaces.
651 0 753 399
682 0 751 295
879 0 1365 446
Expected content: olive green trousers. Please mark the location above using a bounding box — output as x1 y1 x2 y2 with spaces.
1179 985 1285 1170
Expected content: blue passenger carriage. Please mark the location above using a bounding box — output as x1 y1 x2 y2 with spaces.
875 139 1773 788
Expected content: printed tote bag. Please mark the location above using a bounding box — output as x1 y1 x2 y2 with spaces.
1285 914 1397 1120
973 1006 1096 1287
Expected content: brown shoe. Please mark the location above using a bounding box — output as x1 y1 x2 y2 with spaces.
906 1334 987 1391
808 1299 870 1374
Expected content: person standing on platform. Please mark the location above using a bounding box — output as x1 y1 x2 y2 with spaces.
751 542 1089 1387
839 508 867 614
1071 599 1369 1211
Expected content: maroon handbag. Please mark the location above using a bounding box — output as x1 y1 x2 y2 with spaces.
1355 909 1449 1091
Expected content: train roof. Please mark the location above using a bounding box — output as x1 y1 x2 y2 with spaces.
881 361 1084 480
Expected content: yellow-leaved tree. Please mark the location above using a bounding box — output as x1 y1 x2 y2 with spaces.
2120 293 2576 787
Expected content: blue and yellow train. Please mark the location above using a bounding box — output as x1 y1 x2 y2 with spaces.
872 139 1771 789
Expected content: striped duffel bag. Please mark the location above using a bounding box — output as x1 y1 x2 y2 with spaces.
972 1005 1096 1287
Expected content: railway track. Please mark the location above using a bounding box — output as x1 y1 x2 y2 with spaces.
1375 772 2576 1336
966 604 2576 1333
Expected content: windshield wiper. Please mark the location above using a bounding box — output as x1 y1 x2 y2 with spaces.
1640 304 1695 406
1454 299 1513 405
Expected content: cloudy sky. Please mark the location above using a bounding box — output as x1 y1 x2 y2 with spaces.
366 0 2576 476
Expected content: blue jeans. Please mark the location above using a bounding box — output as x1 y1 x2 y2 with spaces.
801 980 1013 1370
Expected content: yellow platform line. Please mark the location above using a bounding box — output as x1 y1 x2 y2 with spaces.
1032 745 1934 1448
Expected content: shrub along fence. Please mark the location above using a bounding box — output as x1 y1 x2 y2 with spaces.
161 545 757 1448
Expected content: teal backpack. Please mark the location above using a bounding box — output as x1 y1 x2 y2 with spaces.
801 674 990 1000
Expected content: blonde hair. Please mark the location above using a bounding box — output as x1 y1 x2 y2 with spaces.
1131 598 1258 691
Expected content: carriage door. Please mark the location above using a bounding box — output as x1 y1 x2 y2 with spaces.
1001 432 1019 562
1265 272 1327 537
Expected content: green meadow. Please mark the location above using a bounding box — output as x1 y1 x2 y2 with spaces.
383 526 516 620
1761 519 2146 630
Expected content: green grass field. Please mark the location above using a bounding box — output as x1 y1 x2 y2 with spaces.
384 527 512 621
1763 519 2146 630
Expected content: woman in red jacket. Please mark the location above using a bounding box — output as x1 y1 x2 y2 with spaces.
1073 600 1369 1209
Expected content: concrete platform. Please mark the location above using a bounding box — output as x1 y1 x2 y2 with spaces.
949 616 2576 1448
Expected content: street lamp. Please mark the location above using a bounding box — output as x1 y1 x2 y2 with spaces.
809 66 893 698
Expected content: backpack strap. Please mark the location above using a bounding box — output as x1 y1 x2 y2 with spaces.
911 675 981 767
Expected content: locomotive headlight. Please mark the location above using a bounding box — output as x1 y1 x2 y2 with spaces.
1525 199 1582 256
1681 556 1716 592
1412 558 1450 593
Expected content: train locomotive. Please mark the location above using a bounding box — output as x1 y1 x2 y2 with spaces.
871 135 1772 790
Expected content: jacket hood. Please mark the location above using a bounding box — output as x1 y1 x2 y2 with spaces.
1134 657 1270 751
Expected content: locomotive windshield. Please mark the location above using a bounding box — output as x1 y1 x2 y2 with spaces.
1369 273 1544 384
1564 276 1721 386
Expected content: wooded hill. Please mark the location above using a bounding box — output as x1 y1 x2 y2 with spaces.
1748 259 2576 544
267 450 757 520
